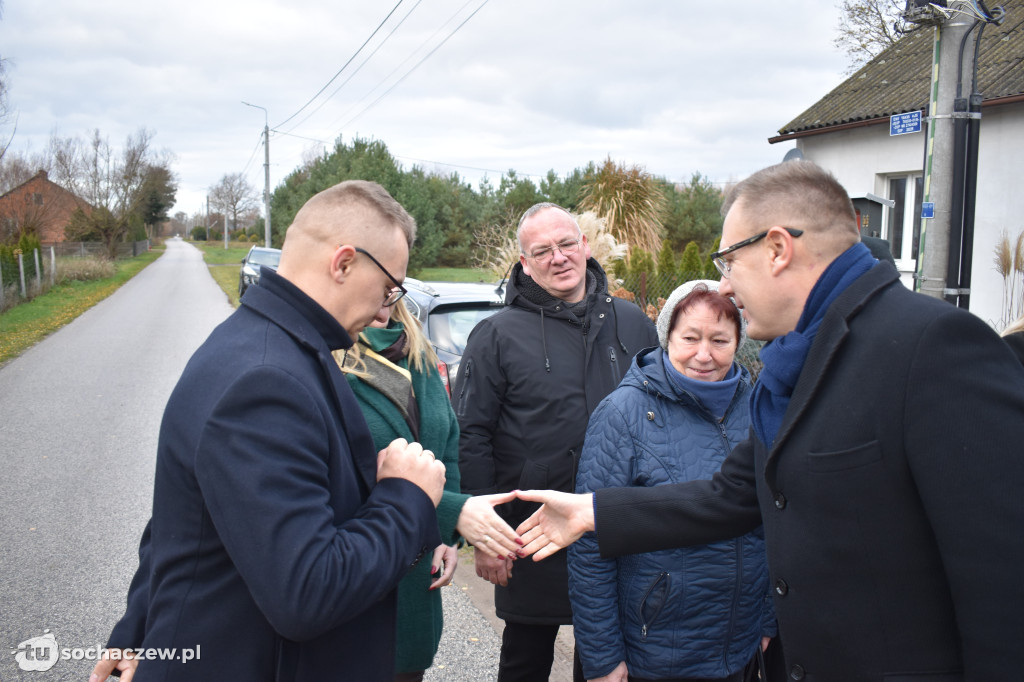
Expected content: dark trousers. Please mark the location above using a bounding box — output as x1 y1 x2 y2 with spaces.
498 621 584 682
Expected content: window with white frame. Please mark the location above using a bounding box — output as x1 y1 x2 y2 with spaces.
884 173 923 266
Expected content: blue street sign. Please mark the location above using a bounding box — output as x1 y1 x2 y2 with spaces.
890 111 923 136
921 202 935 219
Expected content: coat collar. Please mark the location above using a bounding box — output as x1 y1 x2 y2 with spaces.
242 271 378 493
763 261 900 484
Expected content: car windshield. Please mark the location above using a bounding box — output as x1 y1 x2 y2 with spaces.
429 307 500 355
249 250 280 267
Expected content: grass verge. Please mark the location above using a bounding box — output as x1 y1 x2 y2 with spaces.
412 267 493 283
0 250 162 366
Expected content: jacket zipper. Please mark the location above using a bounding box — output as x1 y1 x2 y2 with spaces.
456 360 471 417
638 571 670 641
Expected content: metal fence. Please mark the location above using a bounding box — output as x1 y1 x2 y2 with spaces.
40 240 151 258
1 240 150 312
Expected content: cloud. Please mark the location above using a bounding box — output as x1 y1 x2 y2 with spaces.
0 0 848 213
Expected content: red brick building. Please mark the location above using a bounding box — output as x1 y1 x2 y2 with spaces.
0 170 92 243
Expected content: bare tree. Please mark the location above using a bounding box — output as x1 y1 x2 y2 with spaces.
0 0 15 163
834 0 906 74
54 127 170 257
209 172 257 236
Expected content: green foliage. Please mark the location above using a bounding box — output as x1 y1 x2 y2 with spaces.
661 173 723 255
705 236 722 279
539 167 588 211
190 225 207 241
657 240 677 277
498 170 542 218
263 135 724 272
679 241 704 280
137 164 177 234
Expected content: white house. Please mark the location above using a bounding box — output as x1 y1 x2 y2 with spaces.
769 2 1024 330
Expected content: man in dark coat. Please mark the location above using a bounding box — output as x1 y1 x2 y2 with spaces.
91 181 446 682
455 203 658 681
515 162 1024 681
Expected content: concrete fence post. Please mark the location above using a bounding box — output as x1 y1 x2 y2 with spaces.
18 252 26 297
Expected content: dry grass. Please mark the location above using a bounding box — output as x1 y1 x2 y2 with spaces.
57 256 116 283
994 230 1024 329
578 157 667 254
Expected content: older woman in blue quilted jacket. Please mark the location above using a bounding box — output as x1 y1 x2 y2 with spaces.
569 281 775 682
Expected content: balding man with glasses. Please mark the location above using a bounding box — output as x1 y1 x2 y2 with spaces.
92 180 446 682
455 202 657 681
515 161 1024 681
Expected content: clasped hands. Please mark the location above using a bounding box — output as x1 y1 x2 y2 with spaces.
472 489 595 585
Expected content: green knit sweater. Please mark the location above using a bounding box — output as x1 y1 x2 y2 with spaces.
341 323 469 673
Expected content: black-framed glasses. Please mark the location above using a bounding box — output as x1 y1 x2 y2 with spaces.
528 237 581 264
352 246 407 306
711 227 804 278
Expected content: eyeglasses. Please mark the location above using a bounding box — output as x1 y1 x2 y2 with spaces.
352 246 407 306
711 227 804 278
527 237 581 264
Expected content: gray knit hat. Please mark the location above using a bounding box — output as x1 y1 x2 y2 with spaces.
656 279 745 350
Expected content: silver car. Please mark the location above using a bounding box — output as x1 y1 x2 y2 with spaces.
239 246 282 296
401 278 506 395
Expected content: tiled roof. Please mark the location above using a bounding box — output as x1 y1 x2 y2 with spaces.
776 1 1024 138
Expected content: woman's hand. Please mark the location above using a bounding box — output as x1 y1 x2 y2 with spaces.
429 544 458 590
456 491 522 560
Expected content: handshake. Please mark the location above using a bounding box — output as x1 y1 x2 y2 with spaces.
377 439 594 563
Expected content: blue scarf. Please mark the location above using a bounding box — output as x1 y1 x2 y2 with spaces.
662 351 741 422
751 242 876 448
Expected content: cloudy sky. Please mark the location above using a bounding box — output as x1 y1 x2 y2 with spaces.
1 1 850 216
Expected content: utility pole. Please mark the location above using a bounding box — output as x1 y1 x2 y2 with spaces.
242 102 272 248
903 0 1003 304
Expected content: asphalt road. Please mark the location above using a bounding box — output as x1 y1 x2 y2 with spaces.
0 238 572 681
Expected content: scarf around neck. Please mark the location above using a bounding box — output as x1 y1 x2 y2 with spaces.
751 242 875 448
661 351 741 422
353 323 421 439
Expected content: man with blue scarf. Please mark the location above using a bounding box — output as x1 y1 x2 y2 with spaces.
515 161 1024 681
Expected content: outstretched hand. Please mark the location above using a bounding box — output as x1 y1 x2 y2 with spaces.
514 490 595 561
456 491 522 560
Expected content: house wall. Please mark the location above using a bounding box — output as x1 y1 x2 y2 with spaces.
793 103 1024 330
0 172 89 244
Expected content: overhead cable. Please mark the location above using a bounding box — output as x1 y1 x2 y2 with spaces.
273 1 406 130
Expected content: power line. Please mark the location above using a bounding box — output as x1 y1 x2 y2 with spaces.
332 0 491 133
273 1 406 130
279 0 426 136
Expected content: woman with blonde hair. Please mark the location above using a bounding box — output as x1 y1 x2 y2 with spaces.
1001 314 1024 366
336 296 520 681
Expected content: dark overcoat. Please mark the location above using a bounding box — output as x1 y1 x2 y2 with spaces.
106 270 440 681
595 262 1024 681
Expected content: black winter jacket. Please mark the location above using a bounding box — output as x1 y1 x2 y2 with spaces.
456 259 657 624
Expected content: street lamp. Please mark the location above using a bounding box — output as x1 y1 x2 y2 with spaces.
242 101 272 248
